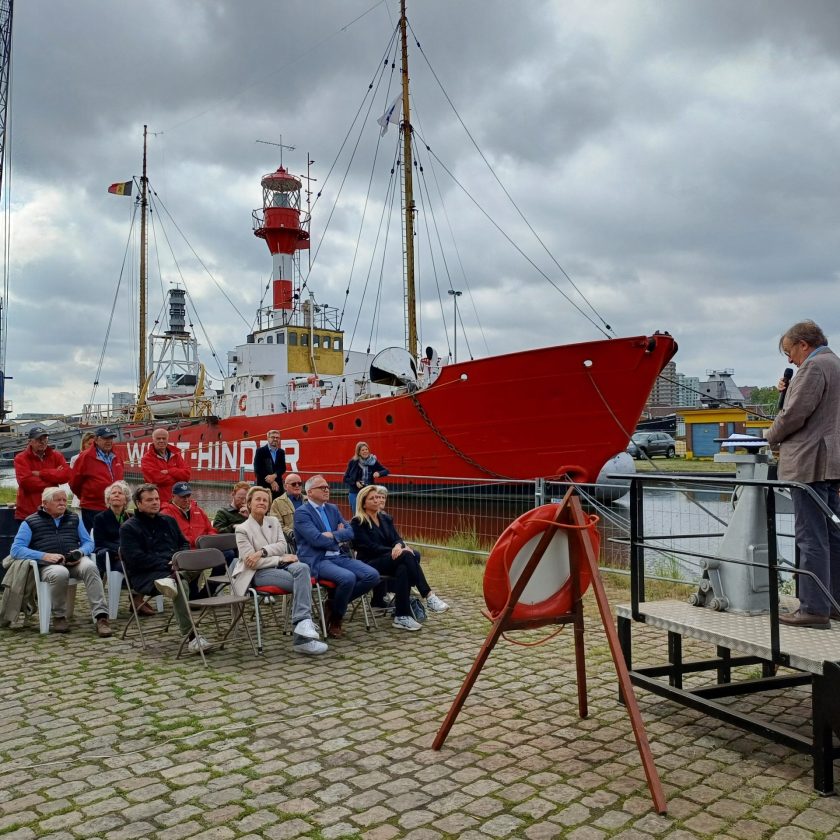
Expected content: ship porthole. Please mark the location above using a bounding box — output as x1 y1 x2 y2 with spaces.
355 418 362 428
327 422 334 431
302 425 309 433
386 415 393 424
243 431 250 438
583 359 593 368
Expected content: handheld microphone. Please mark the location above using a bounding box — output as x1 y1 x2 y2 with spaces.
777 367 793 409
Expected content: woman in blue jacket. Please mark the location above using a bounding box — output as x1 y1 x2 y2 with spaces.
343 441 389 514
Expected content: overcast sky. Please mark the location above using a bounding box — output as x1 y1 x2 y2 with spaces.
4 0 840 416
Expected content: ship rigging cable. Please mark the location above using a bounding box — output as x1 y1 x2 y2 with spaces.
408 19 614 339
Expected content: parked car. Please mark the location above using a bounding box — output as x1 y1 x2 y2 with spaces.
627 432 677 459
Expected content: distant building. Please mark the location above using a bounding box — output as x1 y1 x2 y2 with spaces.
676 373 700 407
647 361 677 407
699 369 745 407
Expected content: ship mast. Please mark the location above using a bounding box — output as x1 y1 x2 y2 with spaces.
400 0 417 358
138 124 149 392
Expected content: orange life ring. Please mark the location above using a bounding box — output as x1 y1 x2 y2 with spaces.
483 503 598 622
238 394 247 412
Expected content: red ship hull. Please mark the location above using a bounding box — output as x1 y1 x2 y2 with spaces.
117 333 677 485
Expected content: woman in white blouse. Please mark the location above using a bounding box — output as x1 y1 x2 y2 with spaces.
232 486 327 655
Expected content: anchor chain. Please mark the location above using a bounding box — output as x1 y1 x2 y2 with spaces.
409 392 511 480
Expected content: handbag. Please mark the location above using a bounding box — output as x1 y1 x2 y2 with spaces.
409 595 427 623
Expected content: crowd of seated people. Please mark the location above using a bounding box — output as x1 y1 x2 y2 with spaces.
4 430 449 651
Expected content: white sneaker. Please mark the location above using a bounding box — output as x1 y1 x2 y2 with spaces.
154 578 178 600
426 593 449 613
188 634 212 654
293 618 320 640
393 614 422 631
294 639 328 655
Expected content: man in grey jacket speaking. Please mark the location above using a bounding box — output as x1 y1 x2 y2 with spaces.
766 320 840 629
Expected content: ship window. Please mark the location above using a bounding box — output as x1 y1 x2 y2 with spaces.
267 336 273 344
355 418 362 428
289 332 298 346
257 338 264 344
276 333 285 345
335 338 342 351
386 414 393 424
301 334 309 347
255 381 261 388
323 337 331 350
313 335 320 348
327 422 334 431
302 425 309 433
243 431 249 438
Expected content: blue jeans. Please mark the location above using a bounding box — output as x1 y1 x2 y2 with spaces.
317 554 380 619
791 481 840 615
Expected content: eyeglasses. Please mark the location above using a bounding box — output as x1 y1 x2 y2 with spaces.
310 485 330 491
287 481 302 486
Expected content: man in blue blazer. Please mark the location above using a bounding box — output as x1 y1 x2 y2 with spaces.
294 475 380 638
253 429 286 500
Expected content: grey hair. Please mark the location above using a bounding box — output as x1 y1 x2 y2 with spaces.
305 475 325 493
41 486 68 505
779 320 827 352
104 479 132 506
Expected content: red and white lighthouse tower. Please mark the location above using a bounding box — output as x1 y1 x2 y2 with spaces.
252 167 310 319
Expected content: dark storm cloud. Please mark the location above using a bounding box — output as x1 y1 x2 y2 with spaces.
5 0 840 414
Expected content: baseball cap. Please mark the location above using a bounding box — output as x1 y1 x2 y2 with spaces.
27 426 49 439
94 426 117 438
172 482 192 496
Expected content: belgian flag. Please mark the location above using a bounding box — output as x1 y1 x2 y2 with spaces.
107 181 133 196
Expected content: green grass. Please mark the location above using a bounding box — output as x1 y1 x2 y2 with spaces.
0 487 15 504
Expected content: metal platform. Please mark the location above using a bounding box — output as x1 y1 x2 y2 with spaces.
617 600 840 676
617 599 840 795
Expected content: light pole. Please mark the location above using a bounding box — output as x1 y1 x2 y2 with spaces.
448 289 462 362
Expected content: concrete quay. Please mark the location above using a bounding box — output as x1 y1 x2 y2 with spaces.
1 567 839 840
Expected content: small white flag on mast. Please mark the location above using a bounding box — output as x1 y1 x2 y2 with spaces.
377 94 401 136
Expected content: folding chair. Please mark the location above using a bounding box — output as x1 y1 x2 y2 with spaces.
249 574 322 653
196 533 237 594
120 559 170 649
172 548 258 665
103 550 163 620
316 577 376 632
28 559 79 634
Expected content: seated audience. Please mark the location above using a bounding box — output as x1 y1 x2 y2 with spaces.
294 475 379 639
119 483 210 654
352 485 448 631
14 427 72 523
161 482 217 548
232 486 327 656
11 486 112 637
213 481 251 533
141 426 191 503
92 480 132 576
269 472 305 548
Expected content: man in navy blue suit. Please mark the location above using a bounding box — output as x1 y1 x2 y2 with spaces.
294 475 379 638
253 429 286 500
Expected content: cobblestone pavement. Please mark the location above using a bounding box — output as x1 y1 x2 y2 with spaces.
1 566 840 840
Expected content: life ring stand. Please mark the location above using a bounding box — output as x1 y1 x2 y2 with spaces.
483 503 599 623
238 394 247 413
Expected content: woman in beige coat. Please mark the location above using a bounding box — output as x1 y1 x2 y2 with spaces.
232 486 327 655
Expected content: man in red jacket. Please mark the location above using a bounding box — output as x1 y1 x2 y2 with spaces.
161 482 217 549
70 426 125 531
141 427 191 503
14 427 72 521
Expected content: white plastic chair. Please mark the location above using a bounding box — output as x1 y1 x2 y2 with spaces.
27 559 79 634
